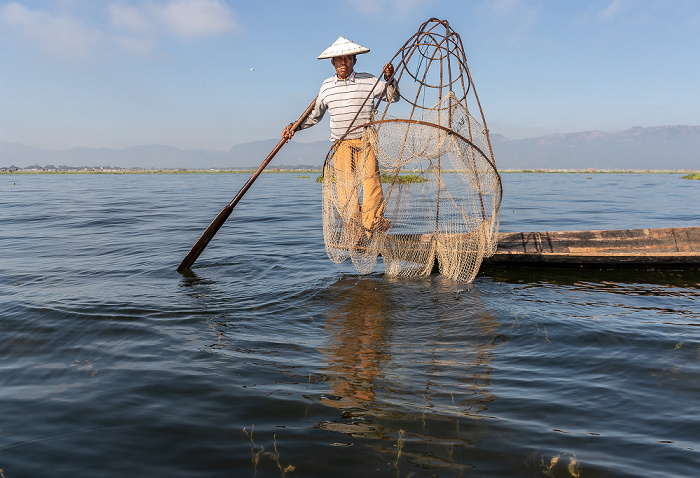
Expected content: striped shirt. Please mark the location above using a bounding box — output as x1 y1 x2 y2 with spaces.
299 71 400 141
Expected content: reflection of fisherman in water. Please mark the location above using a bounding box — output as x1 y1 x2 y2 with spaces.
319 277 392 409
316 275 507 469
318 277 502 422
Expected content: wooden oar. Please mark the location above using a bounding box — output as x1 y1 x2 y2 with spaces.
177 97 317 272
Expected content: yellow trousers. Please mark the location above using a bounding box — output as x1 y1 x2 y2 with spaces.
332 138 385 232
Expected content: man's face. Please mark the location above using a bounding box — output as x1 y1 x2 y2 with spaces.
332 55 355 79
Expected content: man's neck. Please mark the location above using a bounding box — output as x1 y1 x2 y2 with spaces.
336 71 355 81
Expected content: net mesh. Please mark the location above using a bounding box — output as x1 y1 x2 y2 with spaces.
321 19 502 282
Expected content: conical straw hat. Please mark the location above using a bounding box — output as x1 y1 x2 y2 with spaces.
317 36 370 59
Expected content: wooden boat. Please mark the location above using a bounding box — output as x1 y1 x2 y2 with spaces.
332 226 699 272
484 226 700 268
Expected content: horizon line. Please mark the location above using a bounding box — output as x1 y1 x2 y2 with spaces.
2 124 699 152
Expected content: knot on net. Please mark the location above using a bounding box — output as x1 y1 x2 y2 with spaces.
321 18 502 282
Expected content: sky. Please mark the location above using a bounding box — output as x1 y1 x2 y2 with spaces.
1 0 699 151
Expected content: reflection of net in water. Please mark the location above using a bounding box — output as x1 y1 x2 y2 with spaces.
321 18 502 282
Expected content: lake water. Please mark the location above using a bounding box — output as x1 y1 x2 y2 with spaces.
1 172 698 477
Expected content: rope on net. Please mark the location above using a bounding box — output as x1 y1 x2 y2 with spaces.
321 18 502 282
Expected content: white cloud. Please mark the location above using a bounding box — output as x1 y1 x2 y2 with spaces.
599 0 628 22
0 1 238 59
108 0 238 39
0 2 100 59
108 3 152 33
154 0 238 38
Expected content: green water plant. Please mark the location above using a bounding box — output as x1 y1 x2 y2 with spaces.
380 173 427 183
316 173 428 183
680 172 700 180
243 426 295 478
272 435 295 477
536 451 581 478
395 429 405 467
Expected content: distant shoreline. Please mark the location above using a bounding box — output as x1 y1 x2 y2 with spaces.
2 168 697 175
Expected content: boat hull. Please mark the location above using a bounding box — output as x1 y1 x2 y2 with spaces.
484 226 700 268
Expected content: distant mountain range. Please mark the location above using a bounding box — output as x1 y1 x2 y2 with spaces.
0 140 330 170
2 125 698 170
490 125 700 170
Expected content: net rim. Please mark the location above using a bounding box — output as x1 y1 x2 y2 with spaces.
338 118 500 175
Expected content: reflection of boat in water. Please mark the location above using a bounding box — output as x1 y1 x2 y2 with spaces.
485 226 700 268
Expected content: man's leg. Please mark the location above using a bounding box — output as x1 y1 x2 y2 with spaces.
359 142 386 232
333 140 362 241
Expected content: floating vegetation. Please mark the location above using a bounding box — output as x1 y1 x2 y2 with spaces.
243 426 295 477
395 429 405 467
526 449 581 478
680 172 700 180
315 173 427 183
541 453 581 478
380 173 427 183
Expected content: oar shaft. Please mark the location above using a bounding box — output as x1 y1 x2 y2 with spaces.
177 97 317 272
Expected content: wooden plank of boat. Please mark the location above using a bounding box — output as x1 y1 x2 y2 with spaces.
484 226 700 268
328 226 700 269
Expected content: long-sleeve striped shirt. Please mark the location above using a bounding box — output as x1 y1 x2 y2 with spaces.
298 71 400 141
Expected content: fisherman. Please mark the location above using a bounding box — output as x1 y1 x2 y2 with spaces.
282 36 400 239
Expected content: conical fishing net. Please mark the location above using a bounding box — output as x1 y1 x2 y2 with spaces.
322 18 502 282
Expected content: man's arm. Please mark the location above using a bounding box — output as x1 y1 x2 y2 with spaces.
379 62 400 103
282 93 327 140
